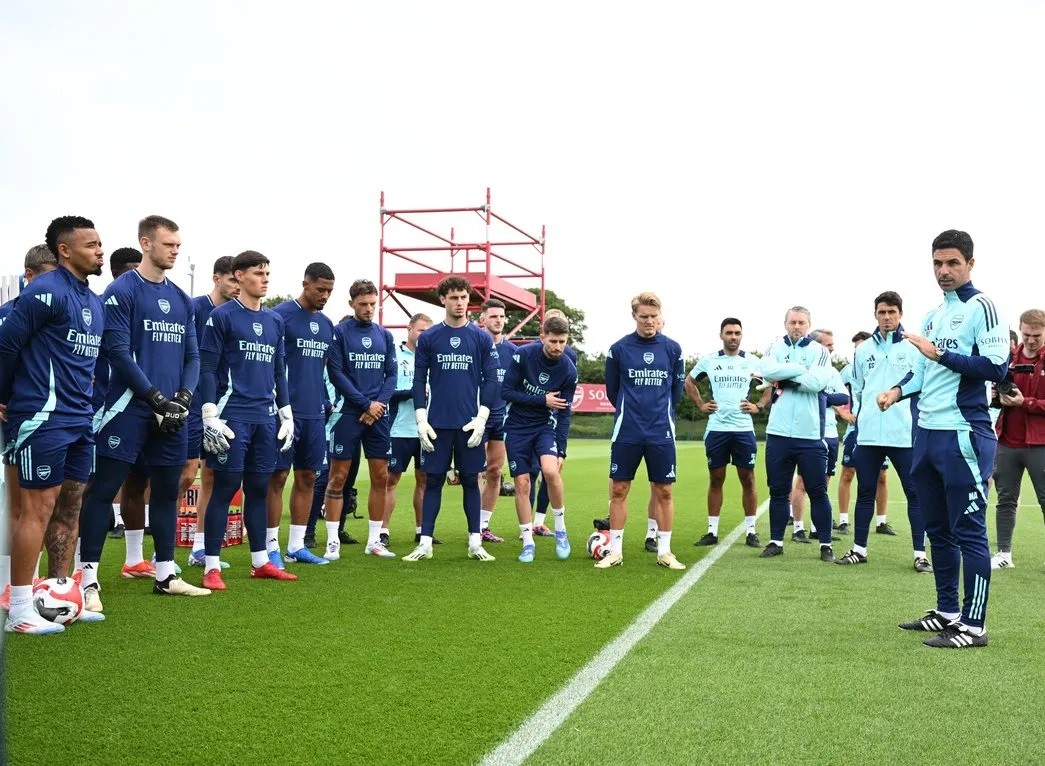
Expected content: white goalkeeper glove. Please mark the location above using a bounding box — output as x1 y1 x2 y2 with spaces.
462 405 490 449
201 403 235 454
277 405 295 452
414 407 437 452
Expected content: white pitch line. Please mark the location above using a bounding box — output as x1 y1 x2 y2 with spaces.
480 498 771 766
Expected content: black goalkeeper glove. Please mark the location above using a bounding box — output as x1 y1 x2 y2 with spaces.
145 387 189 434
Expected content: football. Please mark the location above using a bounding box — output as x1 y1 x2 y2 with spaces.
587 530 611 560
33 577 85 624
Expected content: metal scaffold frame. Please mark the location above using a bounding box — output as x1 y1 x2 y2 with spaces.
378 187 545 339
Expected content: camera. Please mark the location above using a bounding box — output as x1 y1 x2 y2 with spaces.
996 364 1035 397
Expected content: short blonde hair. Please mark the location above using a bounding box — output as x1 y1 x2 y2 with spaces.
545 308 566 320
1019 309 1045 328
631 291 661 315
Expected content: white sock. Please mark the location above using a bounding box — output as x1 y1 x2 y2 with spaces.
519 524 534 547
193 532 205 550
939 610 960 621
0 554 9 590
552 508 566 532
793 520 804 532
419 534 433 549
367 519 382 546
144 504 150 528
325 521 339 544
288 524 306 552
266 527 280 553
647 517 658 537
250 550 268 568
80 562 99 589
534 511 547 528
480 510 493 530
708 517 720 535
125 529 145 565
657 530 672 556
963 623 985 636
876 514 887 525
744 516 757 533
155 560 176 581
914 550 926 560
205 555 221 573
839 513 849 524
380 527 389 537
610 528 624 554
415 525 423 535
9 584 33 615
113 503 123 526
853 544 868 556
468 532 481 549
810 525 818 534
34 552 41 580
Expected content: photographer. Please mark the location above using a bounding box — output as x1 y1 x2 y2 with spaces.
991 309 1045 569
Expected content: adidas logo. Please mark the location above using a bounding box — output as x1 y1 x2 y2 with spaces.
35 293 52 306
104 295 119 306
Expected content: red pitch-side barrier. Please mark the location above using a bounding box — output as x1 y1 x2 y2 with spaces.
571 384 615 413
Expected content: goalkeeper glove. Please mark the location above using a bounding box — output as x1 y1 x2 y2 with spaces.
201 403 235 454
462 405 490 449
414 408 437 452
277 405 295 452
145 387 189 434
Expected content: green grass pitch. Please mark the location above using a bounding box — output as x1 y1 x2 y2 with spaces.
5 440 1044 765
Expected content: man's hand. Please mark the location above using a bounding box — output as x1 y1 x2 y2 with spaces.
739 401 759 414
901 332 941 362
699 400 719 415
415 407 437 452
366 400 385 421
146 387 189 434
277 405 295 452
359 412 376 425
462 405 491 448
877 388 901 412
201 403 235 454
545 391 567 410
838 409 857 425
999 389 1025 408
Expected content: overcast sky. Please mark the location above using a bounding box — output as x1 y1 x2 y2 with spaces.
2 1 1042 360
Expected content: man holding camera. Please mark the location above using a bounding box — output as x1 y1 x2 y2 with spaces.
990 309 1045 569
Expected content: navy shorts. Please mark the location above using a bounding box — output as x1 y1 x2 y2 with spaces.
205 419 277 474
419 428 486 475
276 417 327 472
485 410 506 442
704 430 757 470
842 432 889 472
389 437 421 474
505 427 558 476
328 411 391 462
8 416 94 489
95 407 187 467
187 412 204 460
825 437 840 476
609 441 677 484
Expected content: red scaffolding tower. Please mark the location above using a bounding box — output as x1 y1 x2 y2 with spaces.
378 188 545 339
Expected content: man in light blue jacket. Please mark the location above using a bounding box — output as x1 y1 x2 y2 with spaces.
757 307 842 562
836 291 929 573
879 230 1009 649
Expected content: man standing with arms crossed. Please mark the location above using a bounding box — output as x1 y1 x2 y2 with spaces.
0 216 105 634
185 256 239 570
881 230 1009 648
686 318 767 548
80 215 211 610
835 291 930 572
477 298 516 544
757 307 839 562
403 276 501 562
598 292 686 570
198 251 298 589
266 263 336 567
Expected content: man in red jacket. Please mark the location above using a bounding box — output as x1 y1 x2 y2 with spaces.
991 309 1045 569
